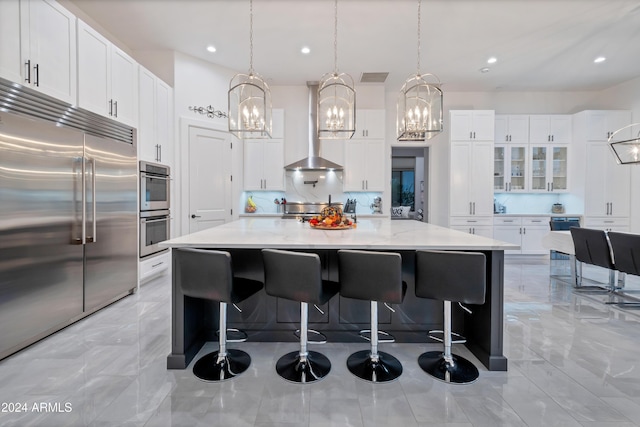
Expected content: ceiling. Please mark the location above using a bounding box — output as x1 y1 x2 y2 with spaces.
69 0 640 92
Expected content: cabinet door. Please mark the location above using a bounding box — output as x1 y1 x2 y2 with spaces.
585 143 608 216
355 109 385 139
549 146 568 192
606 111 632 141
508 115 529 144
28 0 76 104
155 79 172 166
450 141 472 215
0 0 23 84
343 139 368 191
77 20 110 117
493 226 521 254
529 145 548 192
521 226 549 254
138 67 156 162
494 146 506 192
472 111 495 141
470 141 494 215
508 145 527 192
586 111 631 141
243 140 265 190
494 116 509 143
450 111 473 141
529 116 550 143
263 139 284 190
364 139 385 191
549 115 571 144
606 149 630 217
110 47 137 127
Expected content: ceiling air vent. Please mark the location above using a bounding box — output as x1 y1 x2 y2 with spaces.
360 72 389 83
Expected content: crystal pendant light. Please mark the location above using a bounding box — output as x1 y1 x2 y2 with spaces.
397 0 443 141
228 0 272 139
609 123 640 164
317 0 355 140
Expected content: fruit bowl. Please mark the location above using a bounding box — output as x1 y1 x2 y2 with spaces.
308 206 355 229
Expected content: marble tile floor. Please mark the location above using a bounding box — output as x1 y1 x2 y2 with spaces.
1 257 640 426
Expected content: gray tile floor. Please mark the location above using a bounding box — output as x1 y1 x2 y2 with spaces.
1 257 640 426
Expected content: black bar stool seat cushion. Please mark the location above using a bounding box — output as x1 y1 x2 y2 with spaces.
262 249 339 305
175 248 263 303
570 227 614 270
338 249 406 303
608 231 640 276
415 250 486 304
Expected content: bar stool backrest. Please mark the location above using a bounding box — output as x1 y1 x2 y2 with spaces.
607 232 640 276
261 249 324 304
174 248 234 302
337 249 404 304
569 227 614 269
415 250 486 304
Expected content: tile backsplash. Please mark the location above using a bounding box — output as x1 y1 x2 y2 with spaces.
240 170 383 215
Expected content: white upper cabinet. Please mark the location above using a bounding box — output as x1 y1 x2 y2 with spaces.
137 66 173 166
343 138 385 191
450 140 494 216
584 110 632 141
0 0 76 104
78 20 137 126
355 109 385 139
494 145 528 193
243 109 285 191
529 115 571 144
450 110 494 141
494 115 529 144
528 145 569 193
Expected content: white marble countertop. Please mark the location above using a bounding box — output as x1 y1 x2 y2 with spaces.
493 213 583 217
161 218 518 250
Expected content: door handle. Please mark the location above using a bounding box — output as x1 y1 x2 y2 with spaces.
34 63 39 87
85 158 97 243
109 99 113 116
72 157 83 244
25 60 31 83
191 214 202 218
114 100 118 118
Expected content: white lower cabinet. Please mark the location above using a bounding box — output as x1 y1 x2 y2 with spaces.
140 251 171 283
450 217 493 238
493 216 549 254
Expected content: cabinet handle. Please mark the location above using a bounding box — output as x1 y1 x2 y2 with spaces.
470 131 473 139
551 182 554 191
25 60 31 83
469 202 472 215
366 180 368 190
34 63 39 87
159 144 162 162
504 183 507 191
264 179 267 188
523 227 526 234
505 135 508 142
114 101 118 118
473 202 476 215
508 183 511 191
151 261 164 269
551 135 554 142
473 131 476 139
547 183 550 191
109 99 113 116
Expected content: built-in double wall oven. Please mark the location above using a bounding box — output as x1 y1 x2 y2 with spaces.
139 161 170 258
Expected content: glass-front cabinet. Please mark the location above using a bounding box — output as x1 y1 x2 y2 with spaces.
494 145 527 192
529 145 568 192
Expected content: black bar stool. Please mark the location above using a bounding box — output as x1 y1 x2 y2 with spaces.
415 250 485 384
261 249 339 383
174 248 263 382
606 231 640 306
337 249 406 383
569 227 616 291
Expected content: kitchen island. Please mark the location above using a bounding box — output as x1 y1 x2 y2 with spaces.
161 218 516 371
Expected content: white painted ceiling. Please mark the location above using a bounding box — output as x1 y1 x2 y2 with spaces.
69 0 640 92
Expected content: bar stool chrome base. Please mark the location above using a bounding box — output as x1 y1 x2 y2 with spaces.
275 350 331 383
193 349 251 382
347 350 403 383
418 350 479 384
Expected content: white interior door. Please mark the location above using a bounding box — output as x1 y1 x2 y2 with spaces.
188 126 232 233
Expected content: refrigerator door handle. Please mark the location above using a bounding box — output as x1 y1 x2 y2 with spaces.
88 158 97 243
72 157 84 244
82 156 87 244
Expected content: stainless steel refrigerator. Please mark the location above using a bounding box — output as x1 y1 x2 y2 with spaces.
0 78 137 360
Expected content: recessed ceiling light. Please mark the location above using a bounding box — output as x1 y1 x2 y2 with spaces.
480 67 490 73
301 46 311 54
594 56 606 63
487 57 497 64
206 45 216 53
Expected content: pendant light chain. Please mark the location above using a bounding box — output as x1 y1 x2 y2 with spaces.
333 0 338 74
417 0 421 75
249 0 254 75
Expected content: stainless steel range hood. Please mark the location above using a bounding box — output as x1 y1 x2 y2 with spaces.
284 82 343 171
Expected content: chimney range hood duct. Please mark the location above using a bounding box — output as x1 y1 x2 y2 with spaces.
284 82 343 171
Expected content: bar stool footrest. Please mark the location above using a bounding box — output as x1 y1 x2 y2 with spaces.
428 330 466 344
294 328 327 344
216 328 249 343
359 329 395 343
